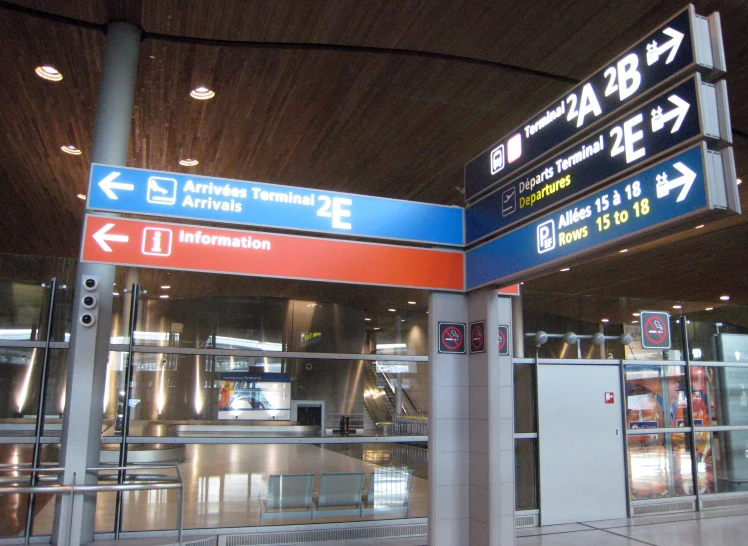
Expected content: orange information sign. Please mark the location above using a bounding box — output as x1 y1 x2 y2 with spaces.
81 214 465 290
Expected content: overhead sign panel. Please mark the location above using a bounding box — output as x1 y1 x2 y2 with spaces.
81 214 465 291
86 164 464 247
466 75 730 245
466 144 737 290
464 6 726 200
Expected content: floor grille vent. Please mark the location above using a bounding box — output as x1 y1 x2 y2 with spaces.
219 523 427 546
632 500 695 516
701 495 748 511
515 514 538 527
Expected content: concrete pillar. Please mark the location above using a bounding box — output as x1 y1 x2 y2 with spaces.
428 292 470 545
467 289 515 546
54 22 141 546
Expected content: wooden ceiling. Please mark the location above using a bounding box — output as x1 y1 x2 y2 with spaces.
0 0 746 319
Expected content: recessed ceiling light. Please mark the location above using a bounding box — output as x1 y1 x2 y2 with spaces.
77 193 86 200
720 295 730 301
179 158 199 166
633 313 640 317
113 292 120 296
737 178 742 185
388 308 396 312
560 268 570 272
401 319 406 322
364 318 371 321
695 224 705 229
632 320 639 324
601 318 610 323
705 307 714 311
61 145 82 155
190 86 215 100
619 249 628 253
407 301 416 305
35 65 63 81
673 305 682 309
160 285 171 289
373 327 380 330
159 294 169 299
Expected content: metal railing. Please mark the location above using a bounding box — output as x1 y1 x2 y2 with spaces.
0 463 183 545
393 413 428 436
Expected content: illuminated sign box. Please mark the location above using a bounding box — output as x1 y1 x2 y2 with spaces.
466 144 738 290
464 6 726 200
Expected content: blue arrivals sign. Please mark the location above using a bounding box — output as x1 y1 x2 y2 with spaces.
464 6 726 200
465 75 730 245
86 164 465 247
466 144 734 290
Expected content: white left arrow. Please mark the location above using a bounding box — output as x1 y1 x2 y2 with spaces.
92 223 129 252
651 94 690 134
655 162 697 202
98 171 134 200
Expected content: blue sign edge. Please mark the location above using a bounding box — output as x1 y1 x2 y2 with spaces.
86 163 466 247
465 143 713 291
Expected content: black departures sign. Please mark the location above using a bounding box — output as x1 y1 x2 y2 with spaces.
439 322 466 354
470 321 485 353
464 6 725 200
640 311 672 349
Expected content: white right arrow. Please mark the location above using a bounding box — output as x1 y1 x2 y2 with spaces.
655 162 697 202
646 27 685 66
98 171 134 200
92 223 129 252
651 94 690 133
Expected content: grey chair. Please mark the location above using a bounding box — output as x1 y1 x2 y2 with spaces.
314 471 365 518
260 473 315 524
364 468 411 517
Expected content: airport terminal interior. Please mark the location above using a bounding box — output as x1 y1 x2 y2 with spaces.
1 1 748 545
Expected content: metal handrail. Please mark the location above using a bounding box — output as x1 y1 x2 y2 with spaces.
0 463 183 544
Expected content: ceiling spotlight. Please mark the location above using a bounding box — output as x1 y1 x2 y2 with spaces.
407 301 416 305
601 318 610 323
560 267 570 272
76 194 86 200
373 327 380 331
388 308 396 312
113 292 120 296
695 224 705 229
737 178 742 185
159 294 169 299
364 318 371 321
673 305 682 309
179 158 199 166
61 145 82 155
720 295 730 301
190 86 215 100
619 249 628 253
35 65 63 81
705 307 714 311
160 285 171 289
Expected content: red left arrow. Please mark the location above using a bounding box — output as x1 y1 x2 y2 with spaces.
92 223 129 252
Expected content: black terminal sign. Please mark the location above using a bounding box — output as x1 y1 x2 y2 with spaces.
470 321 485 353
465 6 724 201
439 322 466 354
640 311 672 349
466 75 724 244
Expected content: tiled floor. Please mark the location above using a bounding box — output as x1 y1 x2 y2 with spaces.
516 506 748 545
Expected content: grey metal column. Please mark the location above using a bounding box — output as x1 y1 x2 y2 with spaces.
53 22 141 546
467 289 515 545
428 292 470 546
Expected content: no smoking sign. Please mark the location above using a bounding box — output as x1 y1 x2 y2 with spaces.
640 311 672 349
470 321 485 353
439 322 466 354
